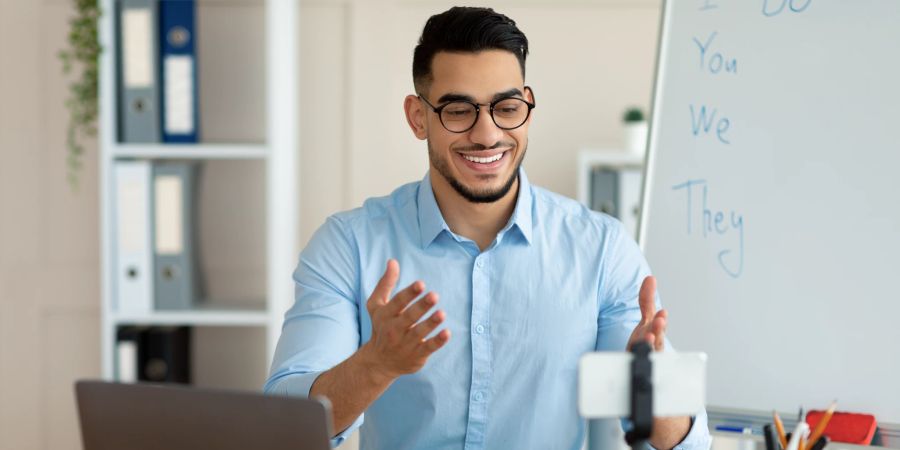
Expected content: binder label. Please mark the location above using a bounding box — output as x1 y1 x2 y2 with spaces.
163 55 195 134
155 176 184 255
122 9 154 88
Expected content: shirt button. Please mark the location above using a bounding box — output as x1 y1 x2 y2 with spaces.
475 324 485 334
474 391 484 401
476 260 484 268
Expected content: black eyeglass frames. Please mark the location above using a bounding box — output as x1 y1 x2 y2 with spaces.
418 87 536 133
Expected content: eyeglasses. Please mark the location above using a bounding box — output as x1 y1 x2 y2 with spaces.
418 87 536 133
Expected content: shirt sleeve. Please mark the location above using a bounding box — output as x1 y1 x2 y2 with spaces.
263 216 364 446
595 218 712 449
657 408 713 450
596 218 657 352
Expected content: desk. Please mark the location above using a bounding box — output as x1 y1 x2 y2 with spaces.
711 432 890 450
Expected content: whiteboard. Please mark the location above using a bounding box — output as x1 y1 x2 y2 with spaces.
639 0 900 423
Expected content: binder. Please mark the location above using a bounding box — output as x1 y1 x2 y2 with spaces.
618 168 643 239
116 0 161 143
140 326 191 384
159 0 199 143
114 161 154 314
590 168 619 217
153 163 200 310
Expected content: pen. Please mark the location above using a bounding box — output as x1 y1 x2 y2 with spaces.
715 425 754 434
763 424 779 450
785 422 809 450
774 411 788 449
805 401 837 450
810 436 830 450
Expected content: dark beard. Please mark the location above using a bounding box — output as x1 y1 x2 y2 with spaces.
429 141 526 204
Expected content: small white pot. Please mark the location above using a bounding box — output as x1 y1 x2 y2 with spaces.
623 121 648 156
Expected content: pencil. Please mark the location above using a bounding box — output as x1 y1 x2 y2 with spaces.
805 401 837 450
774 410 788 449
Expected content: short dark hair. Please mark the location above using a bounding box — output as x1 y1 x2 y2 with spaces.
412 7 529 94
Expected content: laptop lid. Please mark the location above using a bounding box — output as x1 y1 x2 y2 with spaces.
75 380 332 450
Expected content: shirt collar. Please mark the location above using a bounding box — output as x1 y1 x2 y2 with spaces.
417 168 534 249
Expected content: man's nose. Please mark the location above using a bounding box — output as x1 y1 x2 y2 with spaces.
467 107 504 148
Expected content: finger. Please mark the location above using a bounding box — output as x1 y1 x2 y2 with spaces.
655 308 668 321
398 292 439 328
638 276 657 323
651 312 667 335
651 315 666 351
420 328 451 354
383 280 426 317
367 259 400 314
408 309 445 341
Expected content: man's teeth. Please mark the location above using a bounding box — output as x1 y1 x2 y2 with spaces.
462 152 504 164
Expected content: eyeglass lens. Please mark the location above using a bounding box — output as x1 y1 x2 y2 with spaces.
440 98 531 132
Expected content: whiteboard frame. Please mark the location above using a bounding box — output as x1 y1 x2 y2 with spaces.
637 0 672 250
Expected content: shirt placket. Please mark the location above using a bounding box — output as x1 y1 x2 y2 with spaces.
463 251 492 450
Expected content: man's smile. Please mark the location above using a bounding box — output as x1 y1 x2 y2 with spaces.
454 149 511 173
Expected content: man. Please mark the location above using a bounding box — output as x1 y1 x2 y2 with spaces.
265 7 711 450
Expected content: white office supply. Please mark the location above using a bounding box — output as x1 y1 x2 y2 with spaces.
640 0 900 422
115 341 137 382
785 422 809 450
578 351 707 418
163 56 195 135
114 161 153 314
115 328 139 383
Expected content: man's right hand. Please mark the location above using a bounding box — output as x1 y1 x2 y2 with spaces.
309 259 451 436
360 259 451 382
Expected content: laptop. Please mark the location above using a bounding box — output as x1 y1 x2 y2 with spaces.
75 380 333 450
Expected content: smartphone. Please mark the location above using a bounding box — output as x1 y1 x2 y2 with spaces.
578 351 707 418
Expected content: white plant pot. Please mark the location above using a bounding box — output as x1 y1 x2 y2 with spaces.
624 121 649 156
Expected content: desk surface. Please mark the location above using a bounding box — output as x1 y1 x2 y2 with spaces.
711 432 891 450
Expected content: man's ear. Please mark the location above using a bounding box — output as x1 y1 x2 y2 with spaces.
404 95 428 140
525 85 536 121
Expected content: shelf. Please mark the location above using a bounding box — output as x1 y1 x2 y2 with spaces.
111 143 269 160
98 0 298 383
578 149 645 168
113 309 270 327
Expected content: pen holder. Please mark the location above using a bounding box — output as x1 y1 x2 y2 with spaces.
765 428 829 450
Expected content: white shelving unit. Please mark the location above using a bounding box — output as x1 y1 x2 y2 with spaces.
97 0 298 384
578 149 645 239
576 149 644 206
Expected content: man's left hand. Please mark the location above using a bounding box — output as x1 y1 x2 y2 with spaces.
627 275 693 450
627 275 667 351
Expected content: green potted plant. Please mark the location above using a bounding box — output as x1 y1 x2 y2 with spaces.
622 106 648 156
58 0 102 190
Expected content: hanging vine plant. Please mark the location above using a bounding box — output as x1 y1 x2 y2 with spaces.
58 0 102 190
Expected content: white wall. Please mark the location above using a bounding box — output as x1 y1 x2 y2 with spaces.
0 1 661 448
0 0 102 447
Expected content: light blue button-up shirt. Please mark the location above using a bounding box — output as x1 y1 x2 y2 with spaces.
265 170 711 450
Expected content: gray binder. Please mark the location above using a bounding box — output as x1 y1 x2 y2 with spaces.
116 0 161 142
590 168 619 217
152 163 200 310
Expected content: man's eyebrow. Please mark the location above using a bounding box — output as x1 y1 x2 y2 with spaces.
436 92 475 104
435 88 524 105
492 88 523 102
